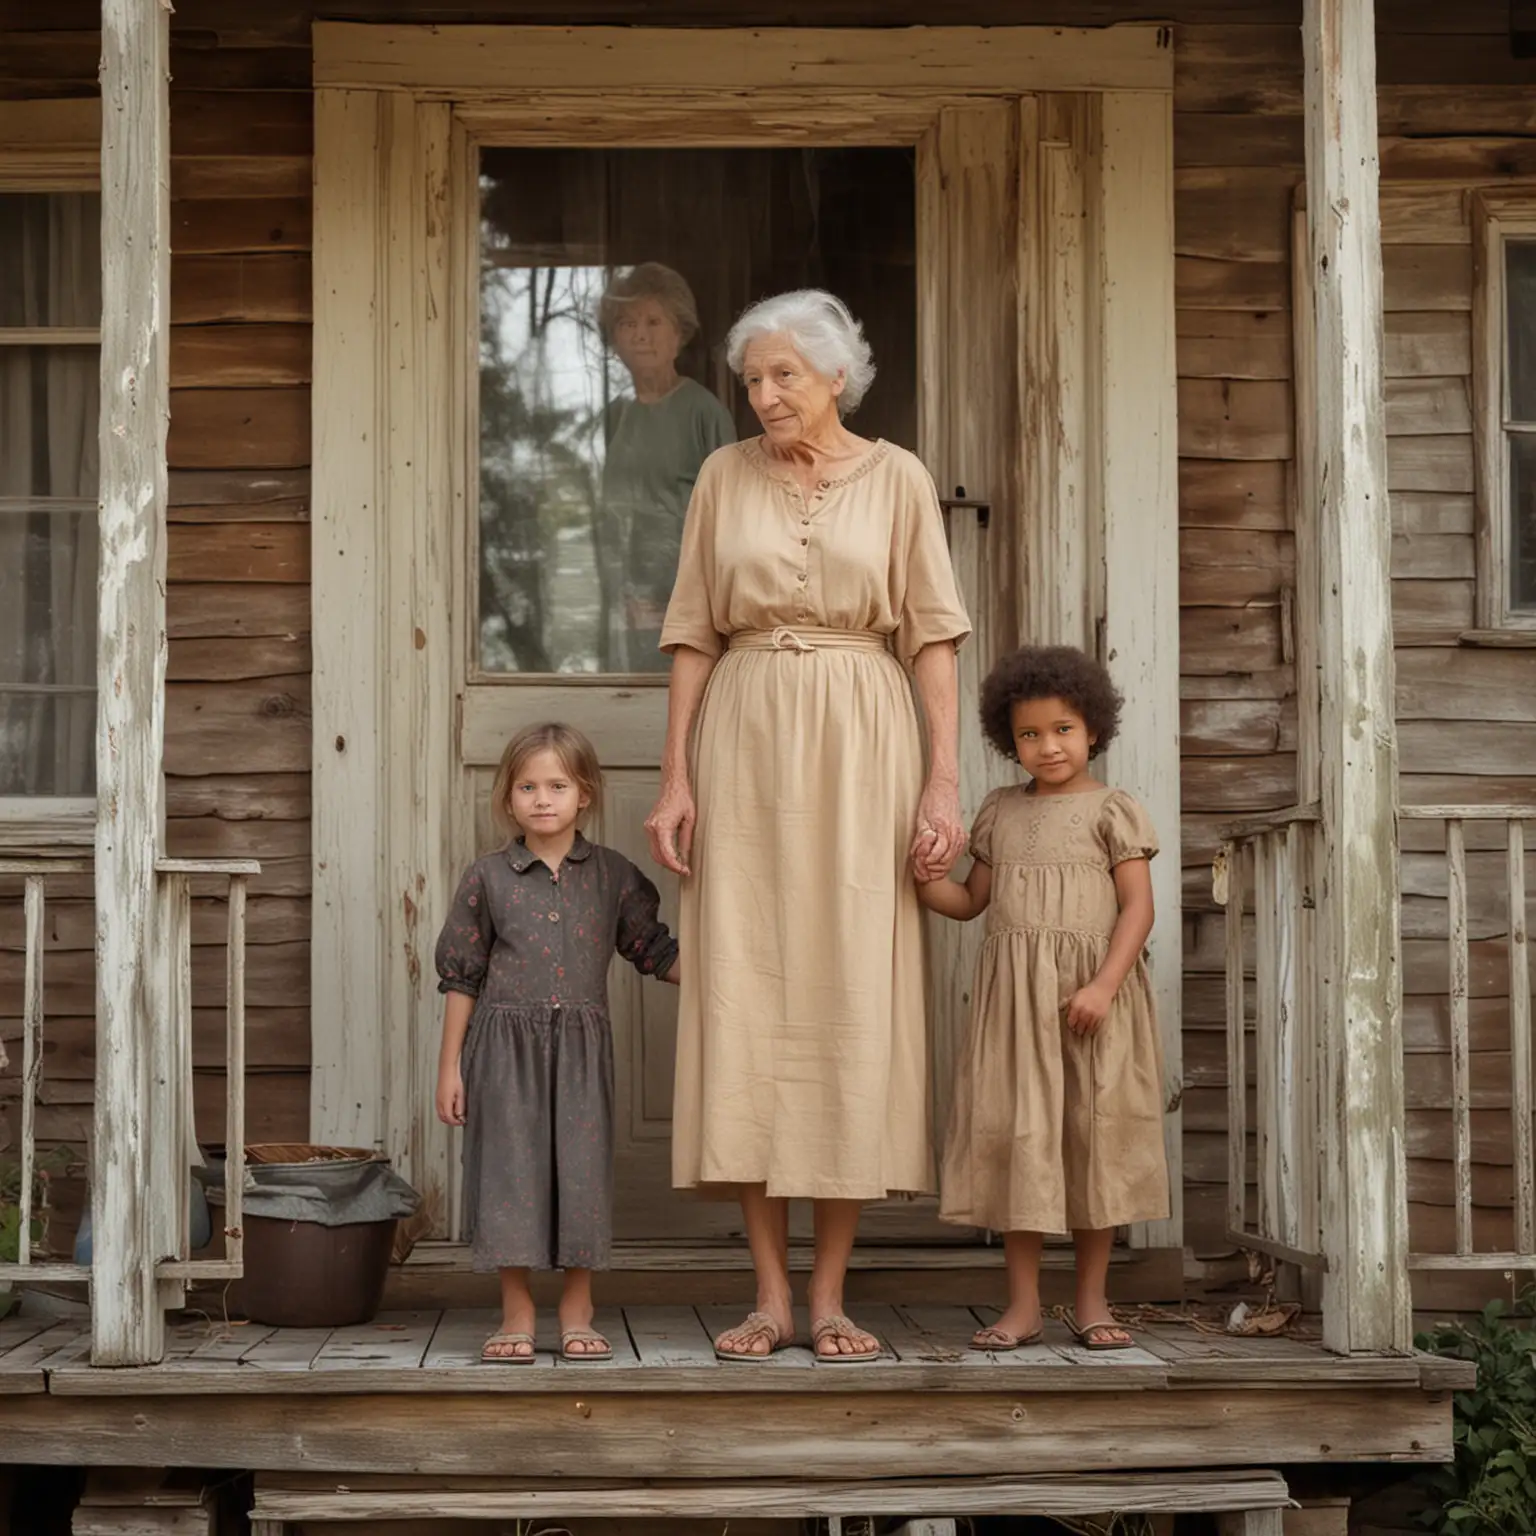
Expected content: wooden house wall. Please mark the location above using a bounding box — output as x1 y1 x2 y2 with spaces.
2 0 1535 1304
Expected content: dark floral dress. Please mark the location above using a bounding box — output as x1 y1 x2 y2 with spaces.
435 834 679 1272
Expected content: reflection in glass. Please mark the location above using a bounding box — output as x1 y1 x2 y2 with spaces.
476 147 916 676
1511 433 1536 613
1508 240 1536 426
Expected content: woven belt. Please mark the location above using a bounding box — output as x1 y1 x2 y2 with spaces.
728 626 890 654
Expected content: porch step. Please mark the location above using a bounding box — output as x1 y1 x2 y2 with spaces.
250 1470 1291 1529
72 1469 211 1536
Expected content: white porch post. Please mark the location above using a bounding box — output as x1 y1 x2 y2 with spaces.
93 0 171 1364
1302 0 1412 1353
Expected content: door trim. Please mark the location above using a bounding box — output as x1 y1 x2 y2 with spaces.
310 28 1181 1248
313 22 1174 97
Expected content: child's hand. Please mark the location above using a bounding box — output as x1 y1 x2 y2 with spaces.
1065 982 1114 1035
436 1064 466 1126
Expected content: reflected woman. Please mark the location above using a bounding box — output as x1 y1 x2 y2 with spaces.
600 263 736 671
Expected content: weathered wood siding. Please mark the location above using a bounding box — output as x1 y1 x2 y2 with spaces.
2 1 1534 1304
0 2 314 1261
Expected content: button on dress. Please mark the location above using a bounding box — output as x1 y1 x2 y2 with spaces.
660 438 971 1200
939 786 1171 1234
435 835 679 1271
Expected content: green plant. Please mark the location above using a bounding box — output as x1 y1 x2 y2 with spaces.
1417 1293 1536 1534
0 1146 73 1266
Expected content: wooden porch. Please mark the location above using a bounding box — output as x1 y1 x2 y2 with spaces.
0 1305 1469 1476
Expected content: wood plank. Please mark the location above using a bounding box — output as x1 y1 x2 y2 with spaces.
170 90 313 157
1391 533 1474 579
168 634 312 681
1392 491 1473 535
1399 720 1536 776
1385 376 1470 437
172 155 311 201
167 584 310 641
1380 186 1470 246
164 678 310 776
1177 378 1293 460
1385 314 1469 380
313 22 1174 93
1378 84 1536 136
1510 821 1534 1254
167 388 310 471
1181 528 1294 606
172 254 312 325
1446 819 1473 1254
1098 88 1183 1255
167 524 310 584
1388 434 1473 493
308 1311 441 1373
1180 606 1285 676
1395 648 1536 721
1175 168 1293 264
169 468 310 521
1379 137 1536 183
1304 0 1412 1353
1176 258 1288 312
1174 112 1303 169
1383 246 1472 312
171 198 311 256
1182 755 1297 812
170 325 311 389
250 1472 1294 1520
622 1306 719 1370
93 0 171 1369
236 1327 339 1374
1178 459 1288 530
1391 579 1476 643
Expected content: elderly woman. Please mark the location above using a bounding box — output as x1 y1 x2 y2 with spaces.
646 290 970 1363
599 262 735 671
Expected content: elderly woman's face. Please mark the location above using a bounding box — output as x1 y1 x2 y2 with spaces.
611 295 683 375
741 334 843 446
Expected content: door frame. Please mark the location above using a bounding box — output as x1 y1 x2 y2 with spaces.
309 22 1182 1249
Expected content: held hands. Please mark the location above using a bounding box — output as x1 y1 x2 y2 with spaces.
910 777 965 884
645 775 697 877
1065 982 1115 1036
436 1064 466 1127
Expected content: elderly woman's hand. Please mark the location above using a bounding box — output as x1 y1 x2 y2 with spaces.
911 776 964 884
646 773 697 877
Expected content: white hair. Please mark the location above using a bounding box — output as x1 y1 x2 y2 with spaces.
725 289 876 416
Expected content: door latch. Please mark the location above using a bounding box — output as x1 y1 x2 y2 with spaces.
940 487 990 529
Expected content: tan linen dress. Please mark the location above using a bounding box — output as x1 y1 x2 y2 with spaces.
660 437 971 1199
939 785 1170 1233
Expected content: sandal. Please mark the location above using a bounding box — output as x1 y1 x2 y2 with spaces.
1064 1311 1135 1351
970 1323 1045 1352
559 1327 613 1362
481 1331 537 1364
810 1313 881 1366
713 1310 791 1363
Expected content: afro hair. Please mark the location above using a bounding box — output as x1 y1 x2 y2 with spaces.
979 645 1123 761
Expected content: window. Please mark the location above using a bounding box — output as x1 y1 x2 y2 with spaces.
475 146 916 677
1474 194 1536 633
0 191 101 797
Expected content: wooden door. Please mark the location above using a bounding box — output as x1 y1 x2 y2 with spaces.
310 29 1180 1253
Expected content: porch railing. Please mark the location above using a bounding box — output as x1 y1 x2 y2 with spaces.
0 858 93 1284
1399 806 1534 1273
1214 807 1329 1283
0 855 257 1289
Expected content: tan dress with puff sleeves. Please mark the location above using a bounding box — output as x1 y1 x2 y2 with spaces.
939 785 1171 1233
660 437 971 1199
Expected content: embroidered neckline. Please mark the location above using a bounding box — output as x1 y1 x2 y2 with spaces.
737 435 891 491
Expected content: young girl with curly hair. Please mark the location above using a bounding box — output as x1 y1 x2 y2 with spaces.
918 645 1169 1352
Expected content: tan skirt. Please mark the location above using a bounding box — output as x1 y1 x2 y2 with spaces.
670 627 935 1200
939 927 1170 1233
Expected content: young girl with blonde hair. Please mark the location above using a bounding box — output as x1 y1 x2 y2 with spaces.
435 722 679 1363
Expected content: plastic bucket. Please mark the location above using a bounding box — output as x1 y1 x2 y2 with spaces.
239 1212 398 1329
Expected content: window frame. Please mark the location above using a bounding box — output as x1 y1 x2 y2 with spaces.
1473 188 1536 637
0 99 100 847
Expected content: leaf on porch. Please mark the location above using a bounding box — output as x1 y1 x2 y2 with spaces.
1225 1299 1300 1336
